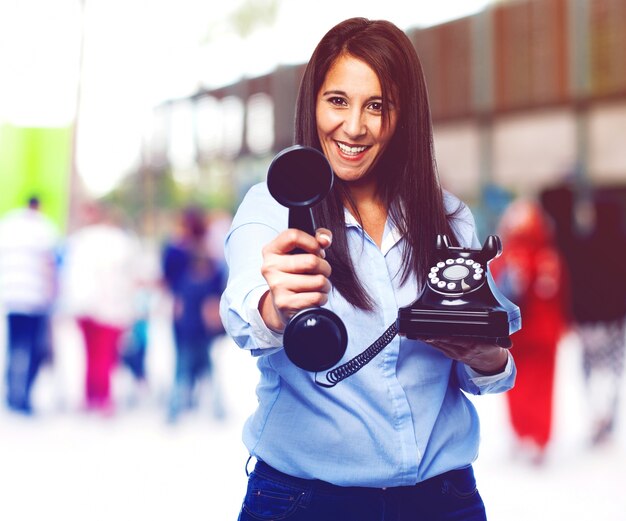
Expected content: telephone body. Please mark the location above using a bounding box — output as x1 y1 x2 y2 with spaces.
397 234 521 348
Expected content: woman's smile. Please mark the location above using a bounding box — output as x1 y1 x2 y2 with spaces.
316 53 397 187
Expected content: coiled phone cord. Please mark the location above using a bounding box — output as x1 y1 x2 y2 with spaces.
314 321 398 388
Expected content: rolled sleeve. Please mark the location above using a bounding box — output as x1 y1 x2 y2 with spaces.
458 350 516 395
220 277 284 355
245 286 285 350
219 183 287 356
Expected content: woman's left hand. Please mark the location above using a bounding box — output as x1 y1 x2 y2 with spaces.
420 336 510 376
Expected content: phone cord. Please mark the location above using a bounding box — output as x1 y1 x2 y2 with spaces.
315 321 398 388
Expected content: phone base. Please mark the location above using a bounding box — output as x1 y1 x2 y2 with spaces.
397 305 520 348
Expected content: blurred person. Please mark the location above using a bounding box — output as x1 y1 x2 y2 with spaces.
491 198 570 463
0 196 59 414
119 242 160 404
119 293 150 384
59 201 141 415
570 197 626 446
542 186 626 446
221 18 515 521
161 206 226 423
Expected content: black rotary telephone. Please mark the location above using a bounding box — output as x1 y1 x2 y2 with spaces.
315 233 521 387
397 234 521 347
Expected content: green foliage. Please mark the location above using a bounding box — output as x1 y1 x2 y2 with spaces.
103 161 238 237
229 0 280 38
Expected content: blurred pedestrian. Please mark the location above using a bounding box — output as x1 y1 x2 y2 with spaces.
119 242 160 404
570 197 626 445
161 206 226 423
491 198 570 463
59 201 141 415
0 196 59 414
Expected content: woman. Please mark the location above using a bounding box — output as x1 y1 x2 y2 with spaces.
220 18 516 521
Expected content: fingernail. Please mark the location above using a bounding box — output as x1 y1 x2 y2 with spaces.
319 233 332 245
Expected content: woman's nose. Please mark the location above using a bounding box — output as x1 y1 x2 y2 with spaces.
343 108 366 138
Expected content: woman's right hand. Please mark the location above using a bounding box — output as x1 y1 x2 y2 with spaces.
258 228 333 333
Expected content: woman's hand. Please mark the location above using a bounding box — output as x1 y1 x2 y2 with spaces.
258 228 333 333
421 336 510 376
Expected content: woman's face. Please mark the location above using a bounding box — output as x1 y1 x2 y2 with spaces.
316 54 397 188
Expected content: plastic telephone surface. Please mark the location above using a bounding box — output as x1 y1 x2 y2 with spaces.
267 145 348 372
397 234 521 347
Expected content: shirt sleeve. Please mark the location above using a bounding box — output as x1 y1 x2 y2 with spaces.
219 184 286 356
456 350 517 395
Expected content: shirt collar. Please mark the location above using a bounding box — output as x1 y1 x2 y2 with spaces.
343 207 403 256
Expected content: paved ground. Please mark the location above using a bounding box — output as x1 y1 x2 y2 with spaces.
1 314 624 521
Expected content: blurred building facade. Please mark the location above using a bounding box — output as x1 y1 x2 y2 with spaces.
141 0 626 237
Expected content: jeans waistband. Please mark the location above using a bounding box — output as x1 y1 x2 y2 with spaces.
253 459 473 495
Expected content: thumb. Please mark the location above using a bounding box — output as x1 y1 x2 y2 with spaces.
315 228 332 249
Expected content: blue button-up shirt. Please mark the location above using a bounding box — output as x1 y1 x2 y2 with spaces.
220 182 515 488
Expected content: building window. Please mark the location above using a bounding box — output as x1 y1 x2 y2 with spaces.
246 92 274 155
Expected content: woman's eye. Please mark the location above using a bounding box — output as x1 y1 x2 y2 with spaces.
368 101 383 112
328 96 347 106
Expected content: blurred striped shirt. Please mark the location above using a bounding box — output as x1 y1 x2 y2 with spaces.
0 208 58 313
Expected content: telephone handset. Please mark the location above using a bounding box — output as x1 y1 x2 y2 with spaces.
397 234 521 347
267 145 348 372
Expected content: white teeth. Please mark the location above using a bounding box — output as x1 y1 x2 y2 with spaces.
337 142 367 155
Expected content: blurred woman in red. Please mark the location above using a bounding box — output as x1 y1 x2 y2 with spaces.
491 199 570 463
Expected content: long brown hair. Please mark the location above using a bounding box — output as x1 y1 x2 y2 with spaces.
295 17 459 310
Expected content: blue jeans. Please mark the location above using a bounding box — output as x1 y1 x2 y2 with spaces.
238 460 487 521
5 313 50 413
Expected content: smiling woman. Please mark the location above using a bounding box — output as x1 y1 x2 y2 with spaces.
316 55 398 193
314 55 397 249
220 16 515 521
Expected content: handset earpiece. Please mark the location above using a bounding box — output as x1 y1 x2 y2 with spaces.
267 145 348 372
268 145 332 250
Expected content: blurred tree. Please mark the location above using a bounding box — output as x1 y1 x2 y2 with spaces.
202 0 281 43
229 0 280 38
104 161 237 240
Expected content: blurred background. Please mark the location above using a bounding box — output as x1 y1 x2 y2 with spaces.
1 0 625 519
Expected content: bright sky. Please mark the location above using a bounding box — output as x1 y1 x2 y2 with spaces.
0 0 491 196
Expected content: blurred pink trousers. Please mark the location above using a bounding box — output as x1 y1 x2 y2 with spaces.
77 317 123 410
